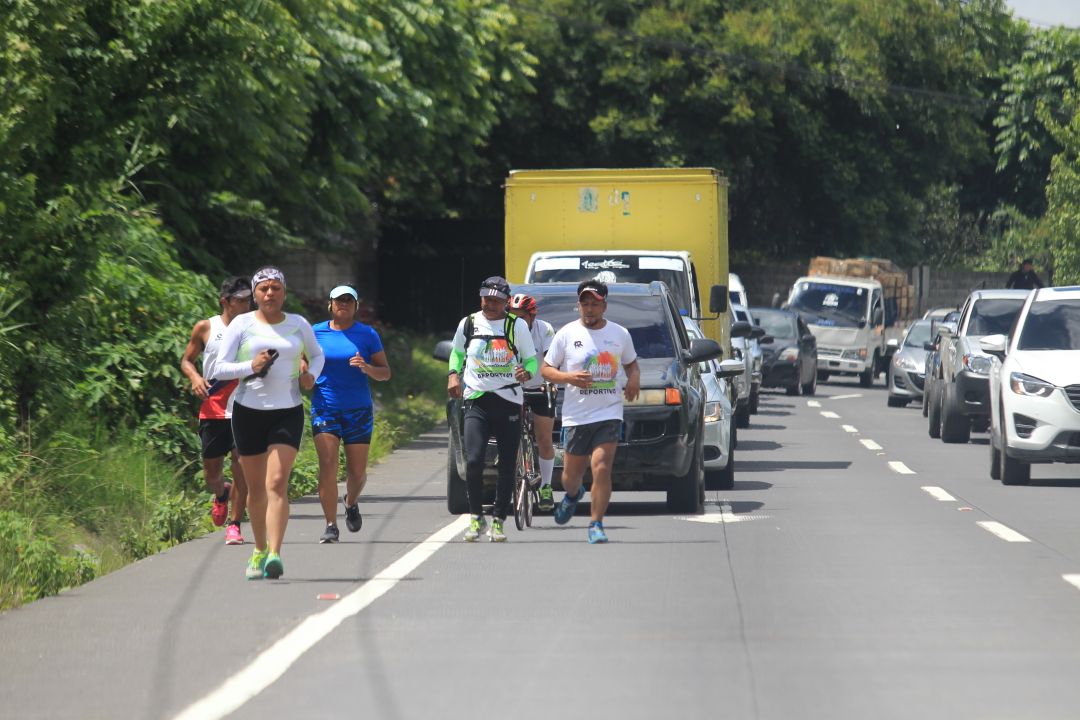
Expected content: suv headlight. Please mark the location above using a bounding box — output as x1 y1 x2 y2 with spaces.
1009 372 1056 398
778 347 799 363
625 389 667 406
704 401 722 423
962 353 992 375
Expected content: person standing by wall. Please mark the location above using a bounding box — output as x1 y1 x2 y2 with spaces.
1006 258 1045 290
179 276 252 545
311 285 391 544
212 267 324 579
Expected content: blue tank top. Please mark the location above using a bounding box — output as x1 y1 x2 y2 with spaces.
312 320 384 411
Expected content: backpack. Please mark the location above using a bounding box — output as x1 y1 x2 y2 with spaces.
462 312 519 361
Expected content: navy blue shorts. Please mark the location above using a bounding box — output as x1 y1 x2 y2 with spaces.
311 406 374 445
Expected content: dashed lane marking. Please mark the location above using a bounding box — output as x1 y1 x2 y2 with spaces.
888 461 915 474
172 514 470 720
806 400 821 407
921 486 956 502
841 425 858 433
830 393 864 400
860 438 883 451
820 411 840 419
1062 575 1080 592
977 521 1031 543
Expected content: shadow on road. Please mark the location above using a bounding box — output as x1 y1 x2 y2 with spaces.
747 424 785 431
736 459 852 472
754 409 791 417
737 439 782 452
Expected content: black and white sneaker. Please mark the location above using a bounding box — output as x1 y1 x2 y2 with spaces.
319 523 340 544
343 496 362 533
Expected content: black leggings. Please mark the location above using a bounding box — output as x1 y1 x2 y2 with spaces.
463 393 520 519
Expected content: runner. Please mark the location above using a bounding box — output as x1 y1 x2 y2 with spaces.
507 293 557 511
447 276 537 542
179 276 252 545
212 266 324 579
311 285 391 543
541 280 640 543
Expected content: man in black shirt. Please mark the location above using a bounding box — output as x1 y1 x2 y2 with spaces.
1006 258 1044 290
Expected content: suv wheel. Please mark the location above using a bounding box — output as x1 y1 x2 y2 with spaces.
940 384 971 444
801 364 817 396
999 408 1031 485
859 361 874 388
989 433 1001 480
446 433 469 514
735 402 750 428
706 427 736 491
927 385 942 439
668 433 705 514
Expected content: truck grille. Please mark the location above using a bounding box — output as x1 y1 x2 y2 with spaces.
1066 385 1080 412
817 347 842 358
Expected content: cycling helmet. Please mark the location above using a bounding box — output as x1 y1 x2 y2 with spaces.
508 293 537 314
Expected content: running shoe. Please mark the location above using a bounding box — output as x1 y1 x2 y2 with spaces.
319 523 340 544
553 486 585 525
211 482 231 527
463 515 487 542
263 552 284 579
489 518 507 543
225 523 244 545
342 495 362 533
245 549 267 580
537 484 555 512
587 521 608 544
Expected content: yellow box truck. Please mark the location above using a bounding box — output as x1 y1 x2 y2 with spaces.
504 167 731 347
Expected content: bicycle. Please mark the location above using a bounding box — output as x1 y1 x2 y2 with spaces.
513 399 541 531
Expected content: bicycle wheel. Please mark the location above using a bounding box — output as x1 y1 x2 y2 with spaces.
524 488 535 528
513 475 527 531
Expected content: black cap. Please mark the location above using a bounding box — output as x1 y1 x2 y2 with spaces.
479 276 511 300
1022 258 1034 265
220 276 252 299
577 279 608 300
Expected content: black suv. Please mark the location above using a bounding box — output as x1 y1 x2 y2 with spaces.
435 281 744 514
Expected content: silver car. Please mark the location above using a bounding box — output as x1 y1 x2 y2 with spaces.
732 304 763 413
683 316 738 489
887 319 933 407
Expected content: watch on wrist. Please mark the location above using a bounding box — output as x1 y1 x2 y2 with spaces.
448 369 459 377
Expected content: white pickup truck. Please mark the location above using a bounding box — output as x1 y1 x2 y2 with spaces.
786 275 887 387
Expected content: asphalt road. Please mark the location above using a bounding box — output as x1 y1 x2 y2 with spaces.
5 377 1080 719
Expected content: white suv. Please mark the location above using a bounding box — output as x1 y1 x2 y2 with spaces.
982 286 1080 485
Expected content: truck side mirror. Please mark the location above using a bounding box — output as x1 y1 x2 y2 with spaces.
709 284 728 314
730 320 752 339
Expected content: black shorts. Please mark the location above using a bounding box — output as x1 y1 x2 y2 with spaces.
561 420 622 456
523 390 555 419
198 419 235 459
231 403 305 456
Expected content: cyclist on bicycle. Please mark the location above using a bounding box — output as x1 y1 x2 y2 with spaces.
508 293 557 511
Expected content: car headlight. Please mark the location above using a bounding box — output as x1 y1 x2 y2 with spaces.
704 401 722 422
625 389 668 406
962 353 992 375
842 348 867 360
894 354 920 372
778 347 799 363
1009 372 1056 397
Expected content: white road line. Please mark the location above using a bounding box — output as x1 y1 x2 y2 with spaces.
888 461 915 475
830 393 864 400
1063 575 1080 592
860 438 882 451
977 521 1031 543
806 400 821 407
921 486 956 502
841 424 858 433
820 411 840 419
172 514 470 720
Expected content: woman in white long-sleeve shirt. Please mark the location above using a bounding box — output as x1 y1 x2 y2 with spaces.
213 266 325 580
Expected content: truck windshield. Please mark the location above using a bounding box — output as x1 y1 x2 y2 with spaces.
530 256 694 316
788 281 868 328
1017 300 1080 350
967 298 1026 337
534 294 675 359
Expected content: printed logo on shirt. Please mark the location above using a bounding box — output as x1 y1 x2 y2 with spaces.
583 350 618 394
473 337 515 378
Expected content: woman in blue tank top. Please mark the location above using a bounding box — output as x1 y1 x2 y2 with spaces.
310 285 392 543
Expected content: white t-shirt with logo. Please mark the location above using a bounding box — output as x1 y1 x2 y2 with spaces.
545 320 637 426
452 313 536 404
523 318 555 391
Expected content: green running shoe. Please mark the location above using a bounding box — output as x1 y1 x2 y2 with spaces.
488 518 507 543
537 484 555 512
245 549 268 580
463 515 487 542
263 552 284 579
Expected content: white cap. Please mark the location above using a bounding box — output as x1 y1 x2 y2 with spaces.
329 285 358 301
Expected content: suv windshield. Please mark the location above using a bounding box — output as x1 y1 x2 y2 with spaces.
534 294 676 359
1018 300 1080 350
529 256 693 315
967 298 1026 336
754 312 796 339
788 281 868 328
904 321 933 348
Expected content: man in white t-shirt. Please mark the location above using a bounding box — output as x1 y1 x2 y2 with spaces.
542 280 640 543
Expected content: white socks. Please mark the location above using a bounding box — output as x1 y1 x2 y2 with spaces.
539 456 554 486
